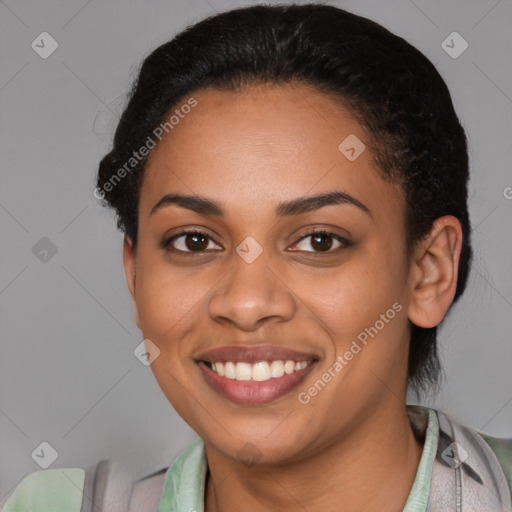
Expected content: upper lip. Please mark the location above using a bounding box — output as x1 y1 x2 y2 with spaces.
196 345 319 364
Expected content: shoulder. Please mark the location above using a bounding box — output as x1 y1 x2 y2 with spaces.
0 440 205 511
479 432 512 490
412 405 512 459
478 431 512 459
432 406 512 502
0 468 85 511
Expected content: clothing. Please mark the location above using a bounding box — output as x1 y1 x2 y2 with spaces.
1 405 511 511
156 406 512 511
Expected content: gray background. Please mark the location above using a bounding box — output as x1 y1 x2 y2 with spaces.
1 0 511 500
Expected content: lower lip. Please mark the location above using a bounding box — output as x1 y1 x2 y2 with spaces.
198 361 317 406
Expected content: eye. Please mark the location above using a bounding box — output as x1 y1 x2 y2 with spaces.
162 228 350 255
163 229 222 253
289 230 350 253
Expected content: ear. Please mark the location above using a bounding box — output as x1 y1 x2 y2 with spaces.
122 235 141 329
407 215 463 328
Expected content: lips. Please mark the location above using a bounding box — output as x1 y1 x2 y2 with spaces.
195 345 319 405
196 345 318 364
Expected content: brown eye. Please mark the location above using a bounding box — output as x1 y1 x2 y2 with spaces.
184 233 209 251
310 232 333 251
290 230 350 253
164 230 221 253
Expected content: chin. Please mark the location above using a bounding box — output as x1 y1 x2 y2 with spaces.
206 427 312 466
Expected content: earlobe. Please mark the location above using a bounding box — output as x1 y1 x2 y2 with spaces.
407 216 463 329
122 235 141 329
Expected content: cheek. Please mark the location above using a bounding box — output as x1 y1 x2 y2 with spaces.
134 256 207 345
301 260 404 336
297 248 409 382
134 259 207 420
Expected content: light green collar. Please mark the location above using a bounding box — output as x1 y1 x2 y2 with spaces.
403 406 439 511
157 437 207 512
158 406 439 512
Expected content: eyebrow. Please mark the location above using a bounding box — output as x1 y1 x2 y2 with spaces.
150 191 371 218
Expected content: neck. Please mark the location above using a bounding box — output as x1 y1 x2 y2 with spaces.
204 403 424 512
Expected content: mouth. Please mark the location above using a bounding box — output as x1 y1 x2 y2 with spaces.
196 345 319 406
203 359 312 380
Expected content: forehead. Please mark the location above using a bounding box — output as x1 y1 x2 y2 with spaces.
140 83 403 220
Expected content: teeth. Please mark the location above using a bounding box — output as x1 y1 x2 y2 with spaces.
235 362 252 381
252 361 270 381
270 360 285 378
207 360 311 382
284 360 295 374
224 362 236 379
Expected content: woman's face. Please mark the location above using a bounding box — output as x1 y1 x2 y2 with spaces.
125 83 415 464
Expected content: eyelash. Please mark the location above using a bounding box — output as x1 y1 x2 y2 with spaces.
162 228 352 255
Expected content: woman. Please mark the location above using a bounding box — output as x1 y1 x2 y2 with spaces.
2 3 511 511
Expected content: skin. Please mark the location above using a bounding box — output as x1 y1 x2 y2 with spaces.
123 83 463 512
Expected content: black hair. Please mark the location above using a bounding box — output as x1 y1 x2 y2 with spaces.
96 3 472 394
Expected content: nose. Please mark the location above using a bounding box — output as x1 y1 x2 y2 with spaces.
207 250 297 332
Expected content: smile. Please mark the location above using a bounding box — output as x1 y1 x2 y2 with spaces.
196 345 319 405
205 360 312 381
